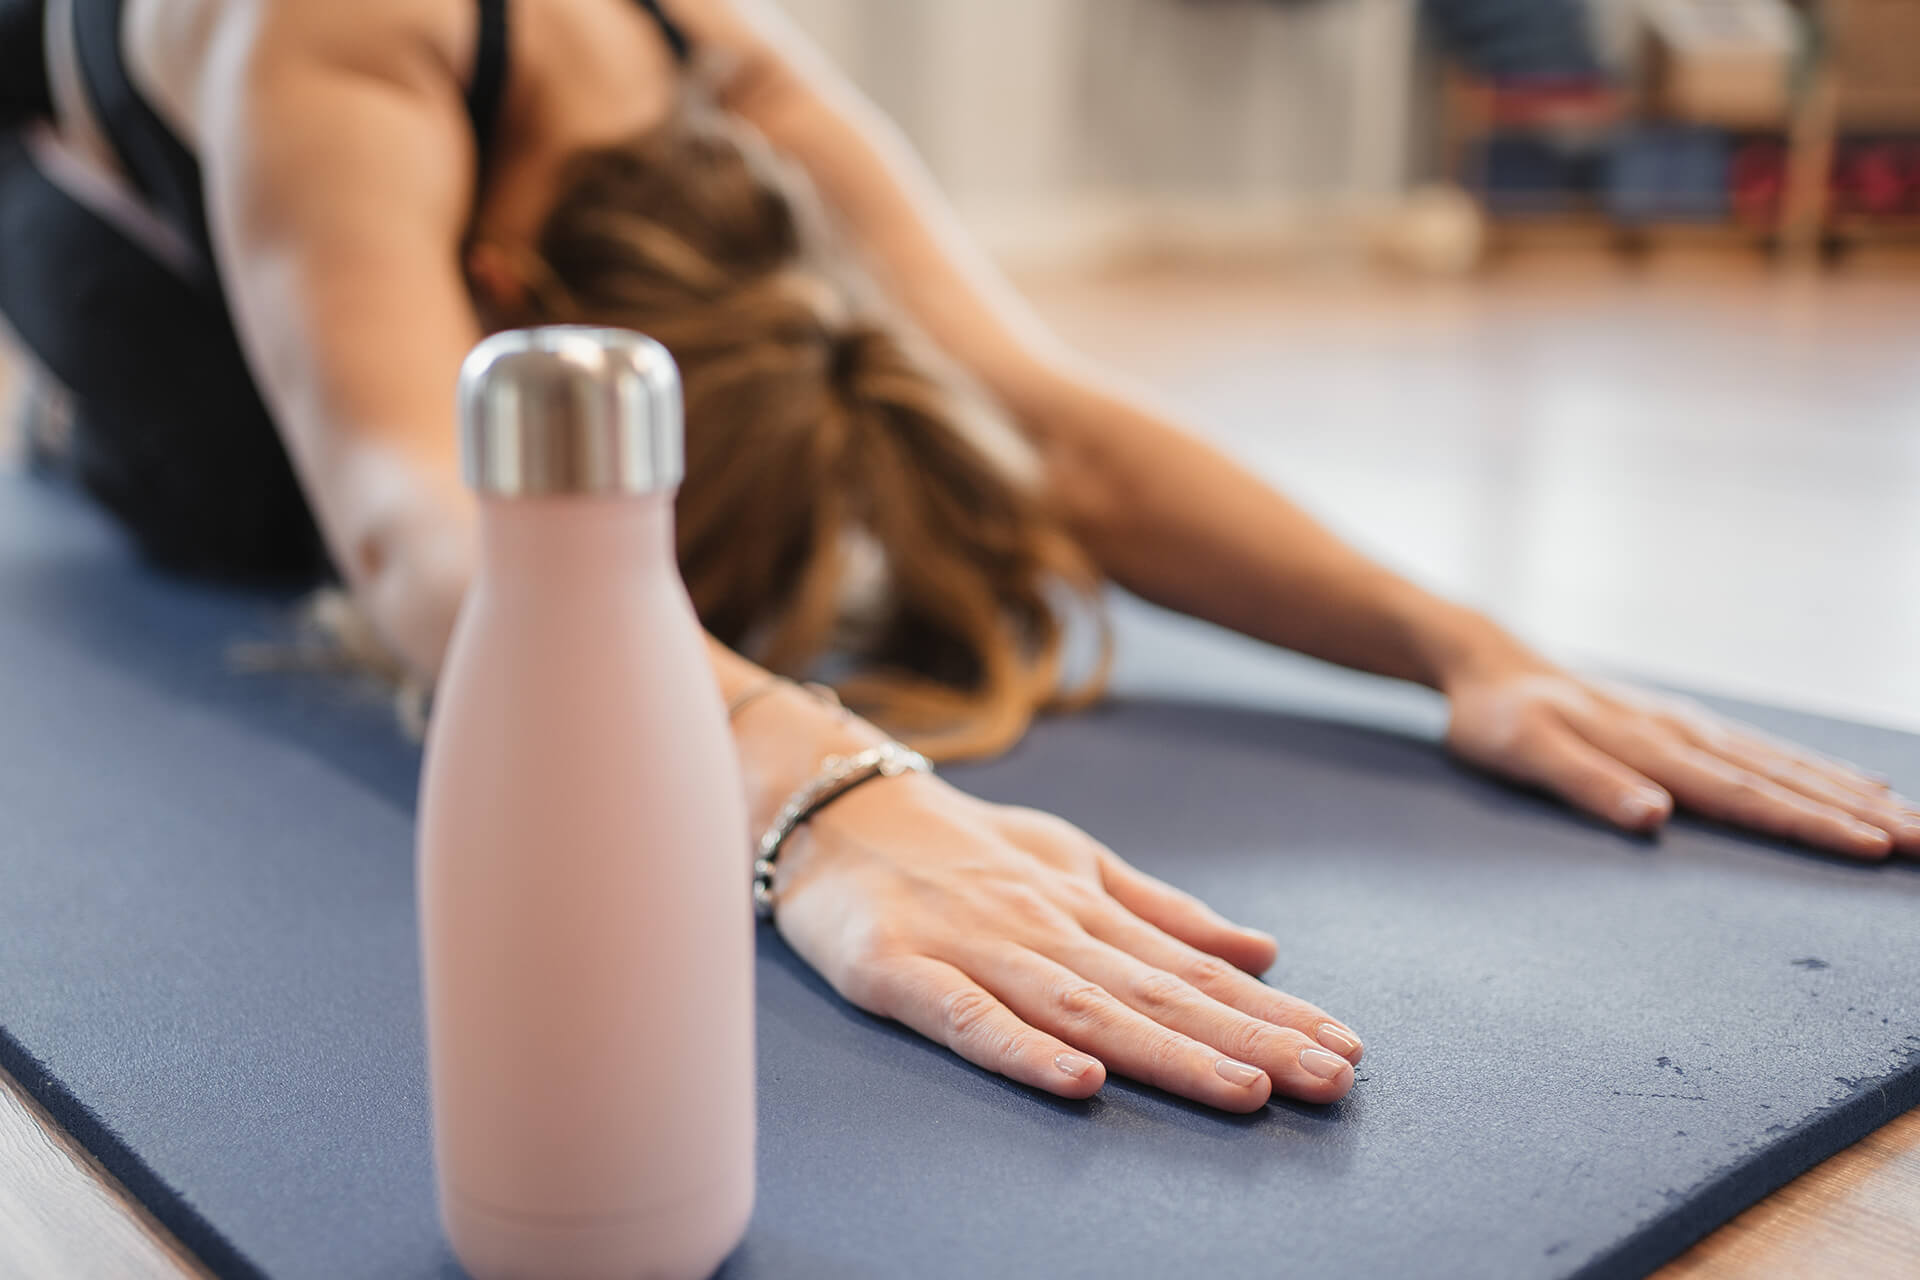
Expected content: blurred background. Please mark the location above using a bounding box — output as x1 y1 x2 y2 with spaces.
4 0 1917 727
778 0 1920 731
784 0 1920 271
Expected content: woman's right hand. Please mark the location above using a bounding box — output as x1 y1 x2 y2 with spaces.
766 768 1364 1111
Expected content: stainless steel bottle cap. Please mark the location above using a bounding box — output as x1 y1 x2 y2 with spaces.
458 326 685 497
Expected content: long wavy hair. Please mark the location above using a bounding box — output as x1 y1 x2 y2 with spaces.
481 104 1108 760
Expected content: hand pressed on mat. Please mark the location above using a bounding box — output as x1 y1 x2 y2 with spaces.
1447 663 1920 861
766 770 1361 1112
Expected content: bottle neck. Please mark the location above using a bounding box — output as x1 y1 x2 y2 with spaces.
473 491 677 591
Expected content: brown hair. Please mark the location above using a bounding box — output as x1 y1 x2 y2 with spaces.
488 106 1107 760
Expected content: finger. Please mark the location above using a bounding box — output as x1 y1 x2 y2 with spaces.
1667 722 1920 855
1565 712 1894 859
959 943 1277 1113
1735 739 1901 805
860 953 1107 1100
1633 694 1898 799
1694 738 1920 853
1494 715 1674 833
1042 933 1356 1104
1096 850 1278 974
1077 901 1364 1065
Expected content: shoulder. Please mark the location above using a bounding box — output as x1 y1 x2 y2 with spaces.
186 0 479 118
191 0 484 259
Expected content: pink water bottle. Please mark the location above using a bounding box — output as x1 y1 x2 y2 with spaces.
418 327 755 1279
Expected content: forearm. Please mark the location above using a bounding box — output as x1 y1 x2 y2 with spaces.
708 640 892 835
712 46 1521 691
362 520 877 834
1029 366 1539 692
714 18 1071 401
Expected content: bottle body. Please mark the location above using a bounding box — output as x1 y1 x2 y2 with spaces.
418 494 754 1280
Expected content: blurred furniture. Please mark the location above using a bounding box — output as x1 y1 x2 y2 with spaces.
1641 0 1797 125
1442 0 1920 263
1781 0 1920 259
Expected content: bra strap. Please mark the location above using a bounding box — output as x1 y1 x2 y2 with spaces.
637 0 691 65
69 0 213 278
466 0 509 157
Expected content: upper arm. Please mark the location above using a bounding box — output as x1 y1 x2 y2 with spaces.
669 0 1077 415
198 0 482 580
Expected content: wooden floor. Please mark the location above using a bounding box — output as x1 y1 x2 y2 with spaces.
3 261 1918 1275
0 1067 211 1277
1660 1109 1920 1279
1023 260 1920 733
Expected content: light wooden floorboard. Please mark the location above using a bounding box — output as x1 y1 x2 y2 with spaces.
0 1063 211 1278
1657 1107 1920 1279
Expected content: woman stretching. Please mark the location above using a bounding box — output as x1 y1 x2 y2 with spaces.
1 0 1914 1114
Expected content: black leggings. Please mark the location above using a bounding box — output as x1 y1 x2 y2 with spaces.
0 134 331 582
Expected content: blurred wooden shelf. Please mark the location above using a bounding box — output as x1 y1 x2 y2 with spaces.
1443 0 1920 267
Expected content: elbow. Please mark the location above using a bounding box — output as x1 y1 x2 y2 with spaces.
361 531 468 682
1035 427 1125 548
1008 361 1130 546
307 440 476 682
335 511 471 683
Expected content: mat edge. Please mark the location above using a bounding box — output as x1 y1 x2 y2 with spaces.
0 1023 265 1280
1568 1043 1920 1280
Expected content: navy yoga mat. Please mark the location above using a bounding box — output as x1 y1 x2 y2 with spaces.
1 473 1917 1279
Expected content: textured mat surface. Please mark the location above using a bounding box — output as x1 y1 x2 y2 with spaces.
1 475 1917 1280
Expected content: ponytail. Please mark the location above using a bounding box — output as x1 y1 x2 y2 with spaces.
505 103 1109 759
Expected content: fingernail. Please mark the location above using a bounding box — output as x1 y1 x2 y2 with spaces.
1314 1022 1364 1062
1214 1057 1265 1088
1054 1052 1097 1079
1616 790 1665 825
1849 820 1892 850
1896 816 1920 843
1299 1047 1352 1081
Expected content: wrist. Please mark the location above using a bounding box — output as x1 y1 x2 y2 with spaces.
730 680 891 835
1391 589 1549 694
749 740 934 917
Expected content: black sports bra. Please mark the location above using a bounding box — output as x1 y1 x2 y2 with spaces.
66 0 692 285
466 0 691 167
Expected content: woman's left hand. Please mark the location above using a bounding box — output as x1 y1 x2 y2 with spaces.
1444 658 1920 860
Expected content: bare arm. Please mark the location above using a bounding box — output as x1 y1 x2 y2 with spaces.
679 0 1918 858
182 0 1379 1114
197 0 484 675
678 0 1498 690
200 1 863 759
